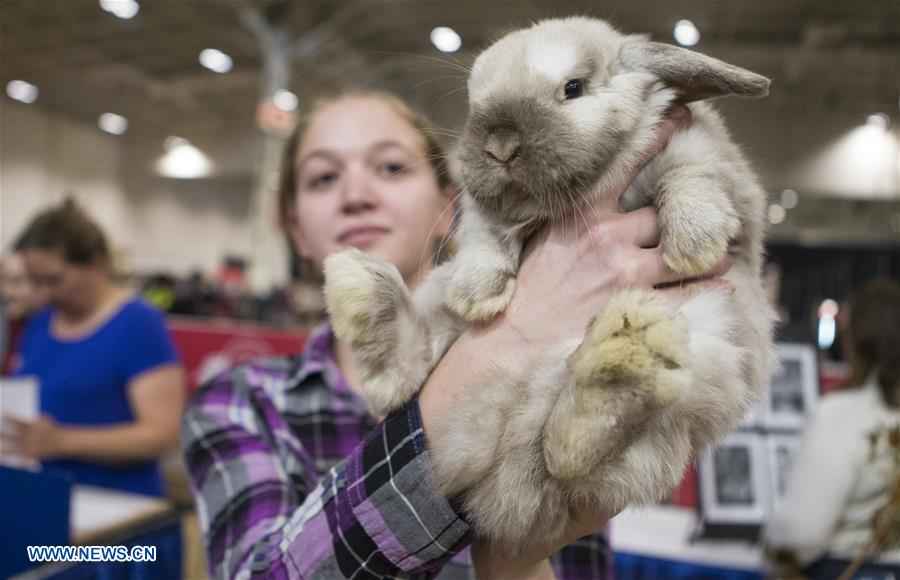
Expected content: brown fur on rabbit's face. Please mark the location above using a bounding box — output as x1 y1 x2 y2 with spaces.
456 93 629 223
455 20 635 223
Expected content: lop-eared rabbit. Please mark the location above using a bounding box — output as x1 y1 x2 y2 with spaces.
324 17 776 551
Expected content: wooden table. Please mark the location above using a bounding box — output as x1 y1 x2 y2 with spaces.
70 485 177 545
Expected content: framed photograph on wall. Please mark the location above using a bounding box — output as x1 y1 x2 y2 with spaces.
764 343 819 430
766 434 801 511
699 432 770 525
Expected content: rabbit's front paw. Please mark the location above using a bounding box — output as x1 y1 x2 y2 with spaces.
571 290 691 405
660 198 740 276
446 263 516 322
324 248 405 344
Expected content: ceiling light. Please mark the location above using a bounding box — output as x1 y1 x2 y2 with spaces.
98 112 128 135
780 189 799 209
99 0 139 19
273 89 298 112
163 136 189 151
157 140 212 179
431 27 462 53
768 204 786 225
674 20 700 47
866 113 890 130
6 80 38 104
199 48 233 74
793 122 898 199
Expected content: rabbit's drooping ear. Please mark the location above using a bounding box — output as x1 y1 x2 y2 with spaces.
619 41 770 102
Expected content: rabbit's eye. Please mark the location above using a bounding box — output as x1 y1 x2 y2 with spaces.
564 79 584 99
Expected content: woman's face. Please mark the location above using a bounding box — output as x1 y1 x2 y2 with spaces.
289 97 453 285
21 249 95 314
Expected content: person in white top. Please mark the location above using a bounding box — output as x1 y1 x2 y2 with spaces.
766 279 900 579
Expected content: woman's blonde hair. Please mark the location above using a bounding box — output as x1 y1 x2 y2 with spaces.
277 90 455 282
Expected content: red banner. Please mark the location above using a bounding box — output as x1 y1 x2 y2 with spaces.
167 317 306 392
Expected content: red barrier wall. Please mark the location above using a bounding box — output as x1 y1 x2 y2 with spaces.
167 317 306 392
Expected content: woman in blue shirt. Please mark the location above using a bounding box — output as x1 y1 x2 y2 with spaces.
3 199 186 497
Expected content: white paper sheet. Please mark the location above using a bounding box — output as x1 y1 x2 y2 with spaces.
71 485 172 540
0 375 40 468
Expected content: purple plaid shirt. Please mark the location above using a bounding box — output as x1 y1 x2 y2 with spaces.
182 323 612 579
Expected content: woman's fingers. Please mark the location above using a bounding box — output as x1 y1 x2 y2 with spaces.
642 249 734 287
700 255 735 279
0 418 22 454
614 206 660 248
658 276 736 304
1 417 22 435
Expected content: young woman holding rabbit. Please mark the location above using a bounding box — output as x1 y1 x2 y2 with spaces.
182 89 727 579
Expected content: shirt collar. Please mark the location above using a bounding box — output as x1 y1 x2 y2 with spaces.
288 320 352 396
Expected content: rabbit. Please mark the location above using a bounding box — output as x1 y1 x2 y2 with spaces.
324 16 776 551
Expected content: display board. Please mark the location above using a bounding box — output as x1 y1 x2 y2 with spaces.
697 342 819 539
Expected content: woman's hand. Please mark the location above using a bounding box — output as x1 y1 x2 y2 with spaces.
503 104 730 350
0 366 185 466
1 414 65 460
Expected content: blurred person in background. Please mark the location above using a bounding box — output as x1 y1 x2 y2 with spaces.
170 269 215 317
142 272 177 312
766 279 900 579
0 250 48 375
182 90 730 579
1 199 187 497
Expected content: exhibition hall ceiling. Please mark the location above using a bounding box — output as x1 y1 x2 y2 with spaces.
2 1 896 129
2 0 898 241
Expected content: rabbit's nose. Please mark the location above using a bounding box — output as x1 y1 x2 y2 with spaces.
484 130 521 163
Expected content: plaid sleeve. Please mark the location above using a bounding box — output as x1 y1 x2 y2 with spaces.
182 366 472 579
552 532 613 580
